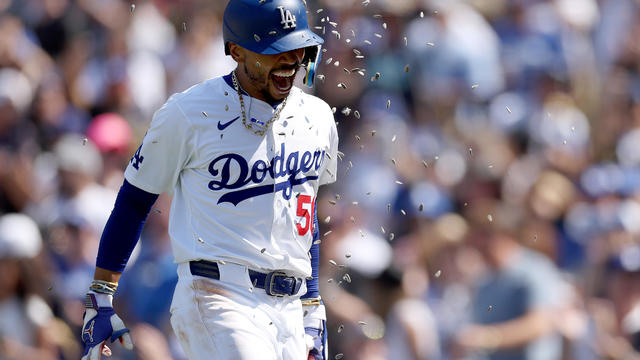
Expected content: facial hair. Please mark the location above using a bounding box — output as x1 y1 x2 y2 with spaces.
242 61 299 104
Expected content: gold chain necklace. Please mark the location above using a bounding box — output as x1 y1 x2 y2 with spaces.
232 71 289 136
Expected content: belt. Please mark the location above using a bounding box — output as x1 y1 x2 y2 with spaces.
189 260 303 297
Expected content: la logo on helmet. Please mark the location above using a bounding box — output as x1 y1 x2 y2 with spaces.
277 6 296 29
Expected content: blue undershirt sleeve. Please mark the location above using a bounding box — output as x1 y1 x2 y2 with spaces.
96 179 159 272
302 200 320 299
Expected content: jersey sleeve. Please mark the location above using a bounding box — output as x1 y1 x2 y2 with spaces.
319 111 338 186
124 97 196 194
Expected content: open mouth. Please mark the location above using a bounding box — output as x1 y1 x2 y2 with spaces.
271 68 297 95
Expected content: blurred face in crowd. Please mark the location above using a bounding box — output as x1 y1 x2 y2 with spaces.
0 258 20 300
228 43 305 103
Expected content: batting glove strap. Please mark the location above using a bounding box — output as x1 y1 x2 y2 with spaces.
303 302 326 328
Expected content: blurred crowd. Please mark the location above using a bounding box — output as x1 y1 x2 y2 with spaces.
0 0 639 359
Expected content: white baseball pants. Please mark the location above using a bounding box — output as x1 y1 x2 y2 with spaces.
170 262 307 360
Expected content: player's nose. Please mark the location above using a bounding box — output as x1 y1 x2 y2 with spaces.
279 48 305 67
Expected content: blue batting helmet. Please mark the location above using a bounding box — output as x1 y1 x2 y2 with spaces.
223 0 324 86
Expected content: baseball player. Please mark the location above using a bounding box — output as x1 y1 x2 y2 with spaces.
80 0 337 359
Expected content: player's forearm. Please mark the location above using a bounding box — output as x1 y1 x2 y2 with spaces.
95 179 158 273
94 266 122 283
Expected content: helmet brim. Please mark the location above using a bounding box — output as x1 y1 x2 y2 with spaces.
252 29 324 55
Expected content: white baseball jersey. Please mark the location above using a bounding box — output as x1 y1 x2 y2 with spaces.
124 75 338 278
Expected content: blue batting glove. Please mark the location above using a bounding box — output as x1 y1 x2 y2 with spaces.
81 292 133 360
303 300 328 360
305 321 327 360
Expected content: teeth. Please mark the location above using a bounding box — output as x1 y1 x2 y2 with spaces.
273 68 296 77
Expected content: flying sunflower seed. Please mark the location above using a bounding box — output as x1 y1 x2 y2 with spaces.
358 321 367 326
355 135 361 141
329 260 338 266
373 14 382 18
374 33 382 38
404 36 408 46
389 233 395 241
364 40 372 45
371 130 376 136
343 274 352 283
182 22 187 32
338 324 344 333
324 230 332 236
225 104 229 111
422 160 429 168
395 180 403 184
387 203 391 212
130 4 135 13
269 30 277 35
336 354 344 360
469 147 473 156
82 138 88 145
488 305 493 312
345 253 351 259
337 83 347 89
506 106 512 113
386 100 391 109
400 209 406 216
488 214 493 222
420 11 424 18
325 57 333 64
198 237 204 243
329 200 337 205
434 270 442 278
471 84 479 89
202 111 208 117
426 42 435 46
391 134 396 142
404 64 410 72
350 216 356 223
261 248 266 253
382 23 387 30
419 203 424 211
381 226 385 233
324 216 331 224
354 110 361 119
254 34 261 42
341 107 351 116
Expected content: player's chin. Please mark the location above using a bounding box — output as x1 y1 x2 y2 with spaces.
269 71 296 99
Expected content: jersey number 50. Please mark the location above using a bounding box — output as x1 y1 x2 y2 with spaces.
296 195 316 236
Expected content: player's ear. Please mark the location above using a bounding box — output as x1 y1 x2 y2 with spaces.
228 43 245 63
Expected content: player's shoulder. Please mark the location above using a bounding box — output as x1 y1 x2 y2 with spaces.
168 76 227 107
158 76 229 122
292 87 332 114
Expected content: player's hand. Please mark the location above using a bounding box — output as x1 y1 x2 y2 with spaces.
305 321 327 360
81 292 133 359
303 300 328 360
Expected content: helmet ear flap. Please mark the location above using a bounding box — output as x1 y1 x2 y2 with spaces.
303 45 322 87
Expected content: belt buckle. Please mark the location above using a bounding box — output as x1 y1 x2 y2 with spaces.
265 271 289 297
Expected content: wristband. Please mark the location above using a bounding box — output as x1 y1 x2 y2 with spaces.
89 280 118 295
